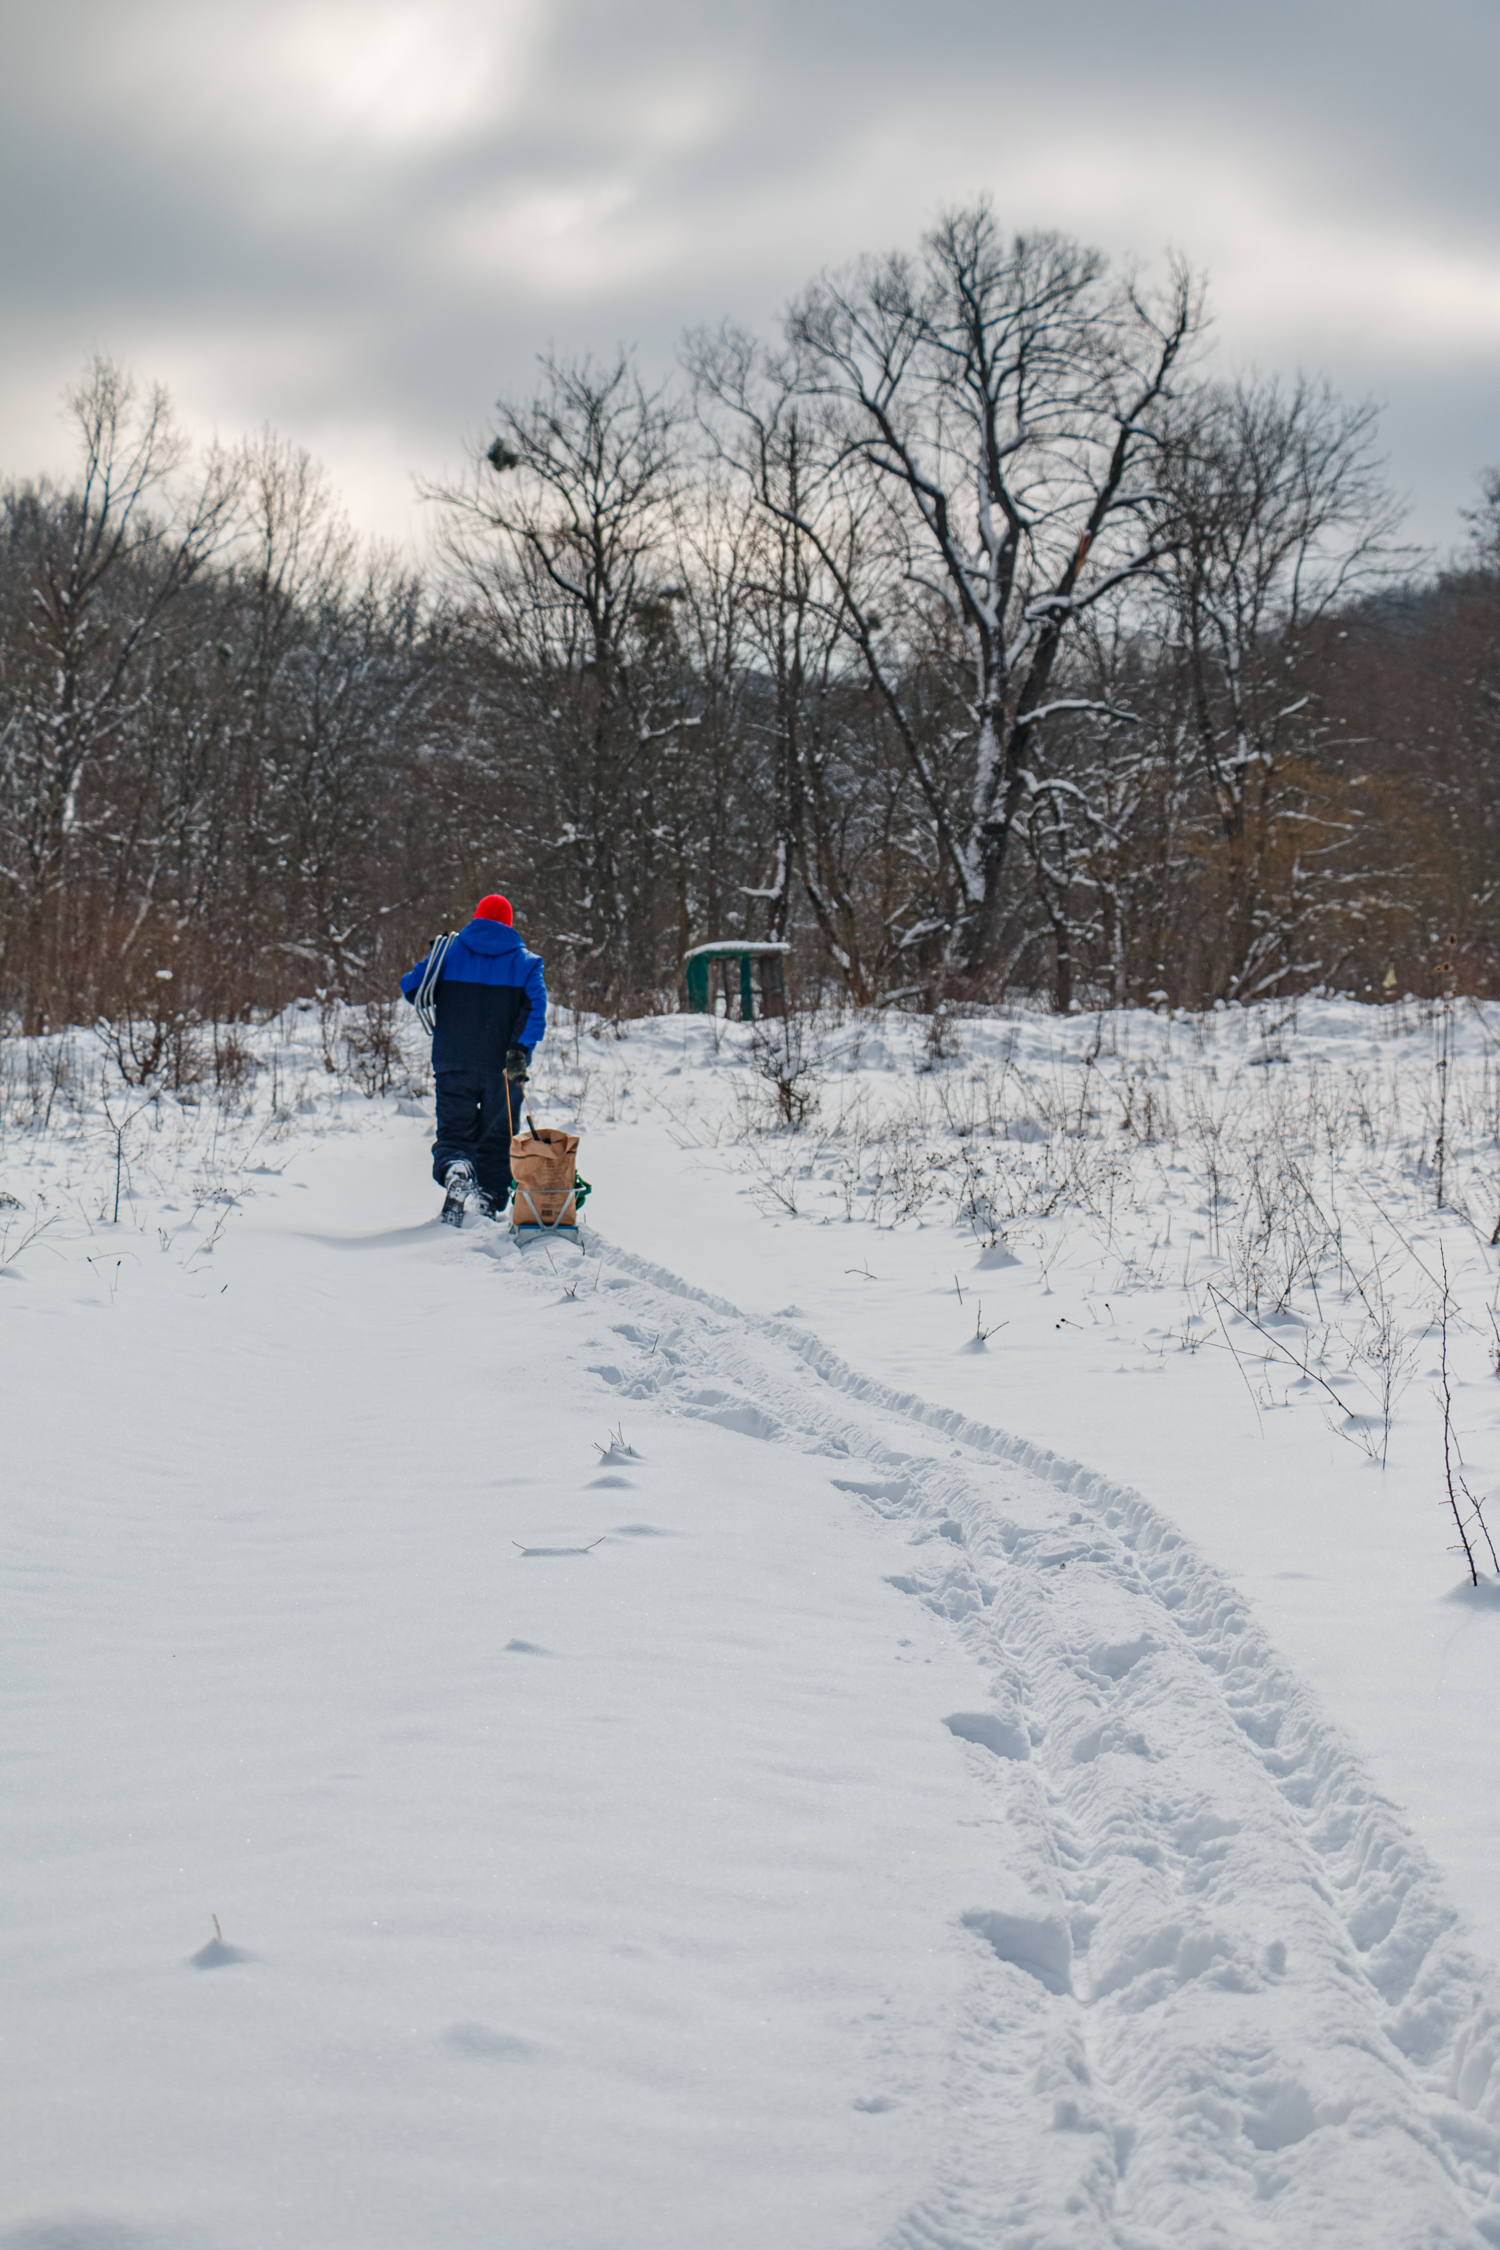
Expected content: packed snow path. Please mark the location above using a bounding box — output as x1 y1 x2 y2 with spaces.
587 1226 1500 2246
7 1115 1500 2248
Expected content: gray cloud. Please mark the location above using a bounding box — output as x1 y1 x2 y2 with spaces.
3 0 1496 550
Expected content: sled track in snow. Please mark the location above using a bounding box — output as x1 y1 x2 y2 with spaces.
493 1226 1500 2248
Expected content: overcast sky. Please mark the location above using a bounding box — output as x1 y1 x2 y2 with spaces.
3 0 1497 556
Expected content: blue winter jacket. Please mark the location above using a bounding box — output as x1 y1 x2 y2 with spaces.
400 919 547 1073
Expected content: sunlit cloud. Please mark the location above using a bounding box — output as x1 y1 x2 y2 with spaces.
439 178 659 295
74 0 544 153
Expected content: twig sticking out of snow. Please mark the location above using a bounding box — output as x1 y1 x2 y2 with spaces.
511 1539 606 1556
1207 1282 1396 1463
1208 1285 1264 1437
593 1422 640 1461
190 1913 251 1970
1438 1258 1500 1587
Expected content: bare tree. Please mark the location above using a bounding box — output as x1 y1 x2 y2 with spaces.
776 202 1201 980
104 432 362 984
687 325 918 1000
425 351 688 998
0 357 240 1027
1462 468 1500 571
1158 373 1408 996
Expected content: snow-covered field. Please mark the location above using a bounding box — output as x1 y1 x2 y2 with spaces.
7 995 1500 2248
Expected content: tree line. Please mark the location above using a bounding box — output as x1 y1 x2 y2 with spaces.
3 203 1497 1038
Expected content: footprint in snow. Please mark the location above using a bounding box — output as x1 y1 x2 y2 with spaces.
504 1639 553 1655
831 1476 911 1505
944 1710 1030 1762
442 2022 538 2062
1240 2078 1320 2152
961 1908 1073 1996
0 2222 158 2250
1087 1634 1155 1682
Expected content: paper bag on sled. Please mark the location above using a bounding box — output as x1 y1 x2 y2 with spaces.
511 1127 580 1226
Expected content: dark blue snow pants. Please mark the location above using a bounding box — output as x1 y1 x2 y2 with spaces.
432 1070 524 1203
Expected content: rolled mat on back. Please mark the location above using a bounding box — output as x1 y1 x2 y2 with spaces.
511 1128 580 1226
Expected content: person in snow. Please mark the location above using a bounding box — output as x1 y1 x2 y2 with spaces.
399 894 546 1218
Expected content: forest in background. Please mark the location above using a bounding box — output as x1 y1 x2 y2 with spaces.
3 203 1498 1041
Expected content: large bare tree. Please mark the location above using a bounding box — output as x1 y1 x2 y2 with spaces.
777 202 1201 980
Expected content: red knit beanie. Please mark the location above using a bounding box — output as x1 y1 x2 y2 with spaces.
474 894 513 925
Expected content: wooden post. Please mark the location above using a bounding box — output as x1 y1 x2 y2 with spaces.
758 952 786 1018
685 954 710 1012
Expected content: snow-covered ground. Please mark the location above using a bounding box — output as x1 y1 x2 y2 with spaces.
7 996 1500 2248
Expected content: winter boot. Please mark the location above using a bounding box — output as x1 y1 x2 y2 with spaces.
440 1159 477 1228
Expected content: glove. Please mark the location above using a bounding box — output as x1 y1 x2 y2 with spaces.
505 1044 531 1084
